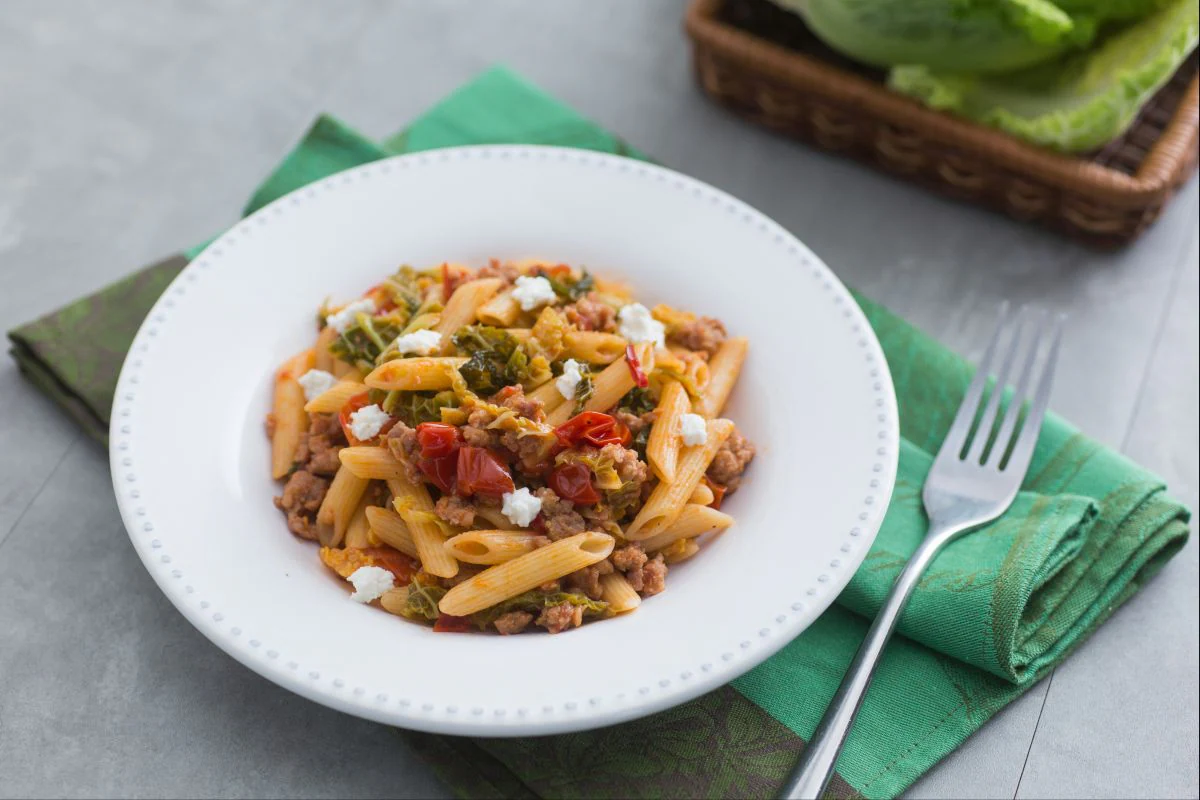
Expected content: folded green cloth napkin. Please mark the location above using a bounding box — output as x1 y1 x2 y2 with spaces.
7 67 1189 799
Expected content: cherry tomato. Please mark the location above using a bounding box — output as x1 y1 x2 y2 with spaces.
338 392 395 445
415 422 461 459
548 462 601 505
456 447 516 497
554 412 631 448
625 344 649 389
363 546 418 584
538 264 572 278
338 393 371 445
433 613 473 633
704 476 728 510
417 454 458 494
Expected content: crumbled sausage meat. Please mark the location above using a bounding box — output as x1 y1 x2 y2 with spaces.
611 543 648 573
564 293 618 332
614 409 657 435
670 316 727 356
490 385 544 421
493 610 534 635
707 428 756 492
565 561 614 600
385 421 424 483
537 602 585 634
639 554 668 597
294 414 346 476
534 488 588 540
462 407 503 448
599 443 649 485
274 470 330 540
475 259 522 284
434 495 476 527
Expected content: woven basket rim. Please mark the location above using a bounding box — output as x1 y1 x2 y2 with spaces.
684 0 1199 206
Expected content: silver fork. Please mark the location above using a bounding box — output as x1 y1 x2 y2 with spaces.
781 306 1064 799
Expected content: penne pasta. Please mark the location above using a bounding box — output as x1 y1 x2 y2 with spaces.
646 379 689 483
563 331 627 364
699 337 748 418
270 349 314 479
444 530 546 565
476 290 521 327
688 482 715 506
343 497 373 549
599 572 641 614
439 532 614 616
661 538 702 564
364 357 468 391
638 504 735 552
625 418 734 540
364 506 418 558
314 325 337 372
474 506 519 531
304 379 365 414
528 376 569 416
339 446 408 480
316 464 370 547
546 342 655 426
331 358 360 380
387 475 458 578
434 278 504 347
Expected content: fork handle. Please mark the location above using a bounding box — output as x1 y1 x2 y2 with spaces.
779 537 946 799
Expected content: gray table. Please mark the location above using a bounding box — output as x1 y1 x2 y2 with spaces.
1 2 1196 797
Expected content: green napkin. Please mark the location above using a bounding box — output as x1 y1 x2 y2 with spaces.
7 67 1189 799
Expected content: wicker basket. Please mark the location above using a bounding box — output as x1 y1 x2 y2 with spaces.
685 0 1199 248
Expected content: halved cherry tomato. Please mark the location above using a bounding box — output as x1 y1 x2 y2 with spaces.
456 447 516 497
704 476 728 510
624 344 650 389
554 411 631 448
363 547 418 584
415 422 461 460
339 392 395 445
433 613 473 633
538 264 572 278
548 462 600 505
417 455 458 494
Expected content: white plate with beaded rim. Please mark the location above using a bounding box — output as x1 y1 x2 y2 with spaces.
110 145 899 736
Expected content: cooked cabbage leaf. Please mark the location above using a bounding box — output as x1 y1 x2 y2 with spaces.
888 0 1198 151
471 590 609 629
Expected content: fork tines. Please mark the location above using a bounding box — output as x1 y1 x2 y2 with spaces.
940 306 1064 472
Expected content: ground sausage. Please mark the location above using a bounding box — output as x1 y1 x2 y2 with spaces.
670 316 727 356
564 293 618 332
614 409 657 436
434 495 476 527
706 428 756 492
274 470 330 540
534 488 588 541
292 414 346 476
490 385 544 421
536 602 585 634
385 421 424 484
475 259 522 284
611 543 648 574
565 561 613 600
599 443 649 485
639 554 667 597
462 408 503 448
493 610 533 635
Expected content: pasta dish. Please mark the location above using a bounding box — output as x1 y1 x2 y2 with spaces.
268 260 754 634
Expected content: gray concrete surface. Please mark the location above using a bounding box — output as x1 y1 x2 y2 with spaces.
1 1 1196 798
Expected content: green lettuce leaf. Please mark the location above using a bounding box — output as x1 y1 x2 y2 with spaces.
888 0 1198 151
779 0 1080 73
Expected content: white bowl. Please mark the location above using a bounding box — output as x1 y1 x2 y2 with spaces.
110 145 898 736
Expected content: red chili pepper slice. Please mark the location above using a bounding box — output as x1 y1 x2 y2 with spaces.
417 454 458 494
553 411 631 448
625 344 649 389
456 447 516 497
415 422 461 460
548 462 601 505
704 476 728 510
433 613 473 633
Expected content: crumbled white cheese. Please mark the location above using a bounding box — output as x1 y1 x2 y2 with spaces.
555 358 585 401
296 369 337 402
392 329 442 355
617 303 665 347
501 487 543 528
347 566 395 604
348 403 390 441
511 275 558 311
325 298 376 333
679 413 708 446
